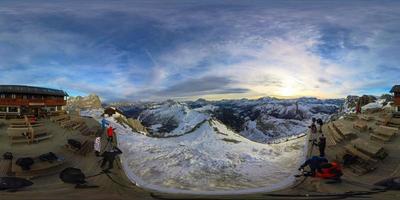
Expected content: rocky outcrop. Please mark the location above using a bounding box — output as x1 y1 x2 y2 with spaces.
358 95 377 107
66 94 102 111
127 118 148 134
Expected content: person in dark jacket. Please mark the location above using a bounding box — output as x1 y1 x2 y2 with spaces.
100 147 122 170
316 118 324 133
314 134 326 157
298 156 328 177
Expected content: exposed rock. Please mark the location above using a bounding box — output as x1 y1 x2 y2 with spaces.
66 94 102 111
380 94 393 106
358 95 377 107
127 118 148 134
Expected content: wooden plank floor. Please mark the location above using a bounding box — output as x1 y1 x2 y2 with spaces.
0 117 153 200
1 114 400 200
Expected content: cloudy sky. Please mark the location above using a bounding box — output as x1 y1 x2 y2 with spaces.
0 0 399 101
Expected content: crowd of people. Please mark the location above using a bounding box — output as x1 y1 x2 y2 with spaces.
298 117 343 182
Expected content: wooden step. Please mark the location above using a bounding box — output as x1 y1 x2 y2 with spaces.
370 133 391 142
344 144 378 164
328 123 343 143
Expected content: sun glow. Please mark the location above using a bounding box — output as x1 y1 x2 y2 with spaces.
279 86 296 97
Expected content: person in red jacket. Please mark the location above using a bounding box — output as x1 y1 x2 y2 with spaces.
316 162 343 181
107 125 116 143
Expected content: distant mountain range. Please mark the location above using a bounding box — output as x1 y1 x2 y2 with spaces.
107 97 344 143
68 93 394 143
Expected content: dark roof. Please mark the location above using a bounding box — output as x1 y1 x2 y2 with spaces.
390 85 400 93
0 85 68 96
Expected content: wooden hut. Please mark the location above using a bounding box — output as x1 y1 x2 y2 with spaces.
0 85 68 118
390 85 400 112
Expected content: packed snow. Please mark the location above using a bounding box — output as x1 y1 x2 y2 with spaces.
86 110 308 194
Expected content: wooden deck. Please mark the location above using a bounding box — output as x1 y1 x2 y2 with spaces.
1 113 400 200
0 117 152 200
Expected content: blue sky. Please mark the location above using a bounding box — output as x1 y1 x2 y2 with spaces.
0 0 399 101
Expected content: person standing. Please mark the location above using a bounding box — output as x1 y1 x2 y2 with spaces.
101 117 108 130
107 125 115 143
309 119 318 143
100 147 123 170
317 118 324 133
315 134 326 157
94 136 101 157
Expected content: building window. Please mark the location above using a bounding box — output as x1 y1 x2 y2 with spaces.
48 107 56 112
0 107 6 112
11 94 16 99
23 95 27 99
0 94 5 99
8 107 18 113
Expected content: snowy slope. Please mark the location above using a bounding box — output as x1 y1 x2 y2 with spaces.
138 100 209 137
86 108 307 193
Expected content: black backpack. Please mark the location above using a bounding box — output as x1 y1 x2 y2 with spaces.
39 152 58 162
59 167 86 184
3 152 13 160
68 139 82 149
16 157 34 171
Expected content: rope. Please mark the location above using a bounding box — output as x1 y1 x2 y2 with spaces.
103 170 136 189
291 130 315 189
85 171 106 179
264 189 387 198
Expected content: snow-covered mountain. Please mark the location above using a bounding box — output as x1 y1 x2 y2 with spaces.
138 100 209 137
210 97 342 143
113 97 344 143
341 94 393 114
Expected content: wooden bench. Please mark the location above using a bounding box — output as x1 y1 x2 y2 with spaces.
351 138 387 160
370 125 398 142
72 121 85 130
333 121 357 139
61 118 85 129
12 155 65 179
344 113 358 120
344 144 378 164
324 130 337 146
50 115 70 123
353 120 368 131
65 140 93 156
328 123 343 143
388 118 400 128
359 115 373 121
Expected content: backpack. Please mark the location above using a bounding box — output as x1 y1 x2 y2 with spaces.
39 152 58 162
68 139 82 149
3 152 13 160
16 157 34 171
59 167 86 184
